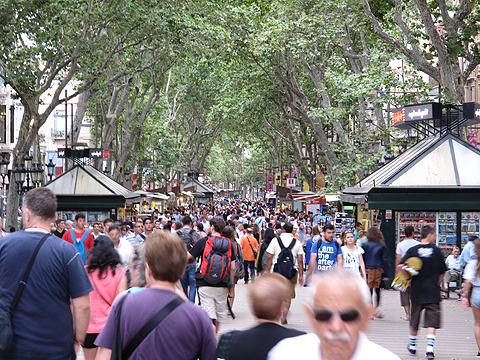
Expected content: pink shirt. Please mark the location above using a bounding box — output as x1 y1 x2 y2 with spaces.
86 267 126 334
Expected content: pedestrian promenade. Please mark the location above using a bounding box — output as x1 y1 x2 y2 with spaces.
76 282 477 360
222 282 478 360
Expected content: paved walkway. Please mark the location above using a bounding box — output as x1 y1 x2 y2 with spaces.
221 282 478 360
77 282 477 360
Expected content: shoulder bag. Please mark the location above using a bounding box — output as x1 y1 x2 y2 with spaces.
111 294 184 360
0 233 50 357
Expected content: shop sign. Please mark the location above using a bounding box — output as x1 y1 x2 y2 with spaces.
385 209 393 219
403 102 442 122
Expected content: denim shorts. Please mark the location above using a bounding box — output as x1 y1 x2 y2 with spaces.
471 286 480 308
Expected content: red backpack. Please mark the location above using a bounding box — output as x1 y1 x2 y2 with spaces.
200 236 232 284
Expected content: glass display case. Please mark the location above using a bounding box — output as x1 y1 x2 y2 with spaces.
438 212 457 255
397 211 437 242
461 212 480 247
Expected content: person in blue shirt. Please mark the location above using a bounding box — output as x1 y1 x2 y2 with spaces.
307 224 343 283
354 222 362 242
460 234 479 267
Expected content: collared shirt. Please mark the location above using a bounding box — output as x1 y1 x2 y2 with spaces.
461 241 476 266
445 254 462 271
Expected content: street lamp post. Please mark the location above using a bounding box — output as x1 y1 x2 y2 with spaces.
0 154 10 218
46 159 55 182
11 154 46 195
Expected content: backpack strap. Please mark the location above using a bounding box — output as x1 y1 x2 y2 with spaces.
122 297 184 360
277 237 285 250
287 238 296 250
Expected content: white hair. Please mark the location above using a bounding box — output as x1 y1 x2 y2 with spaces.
310 268 371 309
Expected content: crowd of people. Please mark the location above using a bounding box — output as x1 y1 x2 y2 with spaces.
1 191 480 359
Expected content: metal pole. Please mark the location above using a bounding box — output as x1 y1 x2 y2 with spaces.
71 103 74 145
64 90 68 172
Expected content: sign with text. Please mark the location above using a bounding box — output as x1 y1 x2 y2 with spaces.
403 102 442 122
463 102 480 127
286 178 296 188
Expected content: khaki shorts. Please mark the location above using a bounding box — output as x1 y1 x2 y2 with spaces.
198 287 229 321
288 273 298 299
410 302 441 331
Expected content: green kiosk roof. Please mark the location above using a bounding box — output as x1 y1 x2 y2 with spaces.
342 133 480 210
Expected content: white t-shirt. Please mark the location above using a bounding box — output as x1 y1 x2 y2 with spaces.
396 238 420 257
268 333 400 360
116 237 133 271
266 233 304 270
341 245 364 275
463 260 480 286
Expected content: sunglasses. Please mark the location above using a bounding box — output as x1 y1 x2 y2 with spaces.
313 309 360 322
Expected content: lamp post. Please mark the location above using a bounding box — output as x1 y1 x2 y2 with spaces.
11 153 46 195
0 154 9 218
46 159 55 182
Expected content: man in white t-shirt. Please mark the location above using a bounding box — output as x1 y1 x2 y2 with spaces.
268 268 400 360
108 224 133 271
395 225 419 320
265 222 304 324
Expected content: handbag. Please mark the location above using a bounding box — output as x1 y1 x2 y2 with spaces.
247 236 257 259
111 294 184 360
0 233 49 357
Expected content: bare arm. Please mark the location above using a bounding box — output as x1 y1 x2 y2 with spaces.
395 254 402 275
461 279 472 309
72 293 90 350
297 254 304 286
358 253 367 281
187 252 193 260
116 275 128 295
230 259 236 284
265 253 274 273
307 252 317 283
95 347 111 360
336 253 343 268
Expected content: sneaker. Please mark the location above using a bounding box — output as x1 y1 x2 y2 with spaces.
477 352 480 358
426 351 435 359
407 345 416 355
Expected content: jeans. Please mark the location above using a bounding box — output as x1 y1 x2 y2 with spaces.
181 264 197 302
244 260 256 283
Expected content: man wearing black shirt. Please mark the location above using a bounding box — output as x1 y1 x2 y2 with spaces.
400 225 446 360
213 273 304 360
53 219 66 238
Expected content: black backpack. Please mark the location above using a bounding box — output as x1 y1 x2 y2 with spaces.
273 237 297 279
177 228 195 250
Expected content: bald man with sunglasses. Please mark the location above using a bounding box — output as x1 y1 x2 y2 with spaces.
268 269 400 360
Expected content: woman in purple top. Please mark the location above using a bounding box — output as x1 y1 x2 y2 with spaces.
95 231 216 360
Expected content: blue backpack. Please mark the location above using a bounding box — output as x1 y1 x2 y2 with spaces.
70 229 90 265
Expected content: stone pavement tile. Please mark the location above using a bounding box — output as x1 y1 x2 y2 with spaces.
221 282 479 360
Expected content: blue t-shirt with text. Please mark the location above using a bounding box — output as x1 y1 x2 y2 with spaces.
311 240 342 271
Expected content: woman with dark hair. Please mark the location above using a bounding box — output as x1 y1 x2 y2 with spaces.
197 223 208 238
252 223 261 243
362 227 389 316
256 228 276 273
82 235 127 360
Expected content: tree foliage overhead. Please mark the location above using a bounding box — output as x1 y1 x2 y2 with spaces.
361 0 480 102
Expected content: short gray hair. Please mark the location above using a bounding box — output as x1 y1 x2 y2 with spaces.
23 188 57 220
311 268 371 309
